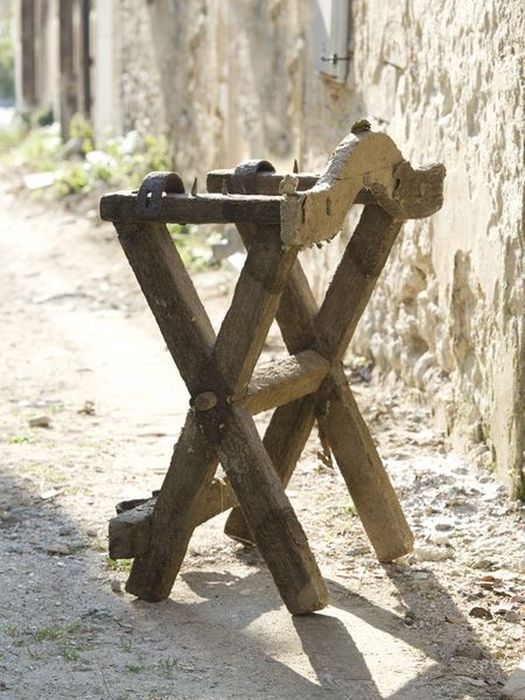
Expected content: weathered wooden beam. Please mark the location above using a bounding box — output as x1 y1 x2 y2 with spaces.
109 350 328 560
213 224 298 393
203 222 328 613
315 205 404 364
114 222 217 394
279 130 445 246
109 476 237 560
318 368 415 561
224 394 318 544
202 402 329 614
208 169 318 195
244 350 330 414
207 169 377 205
100 192 282 225
125 412 220 601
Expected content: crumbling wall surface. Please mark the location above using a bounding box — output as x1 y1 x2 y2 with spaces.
116 0 167 136
339 0 525 495
115 0 307 180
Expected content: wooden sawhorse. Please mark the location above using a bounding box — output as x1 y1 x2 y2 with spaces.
101 125 445 614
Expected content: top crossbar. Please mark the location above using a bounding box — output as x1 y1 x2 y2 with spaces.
100 128 445 248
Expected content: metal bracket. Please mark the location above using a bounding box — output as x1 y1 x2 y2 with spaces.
135 171 185 218
231 159 276 195
320 52 352 65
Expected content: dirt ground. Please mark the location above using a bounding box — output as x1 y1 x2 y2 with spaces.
0 177 524 700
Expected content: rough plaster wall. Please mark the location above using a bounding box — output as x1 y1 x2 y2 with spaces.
116 0 307 178
114 0 524 494
341 0 525 495
116 0 167 138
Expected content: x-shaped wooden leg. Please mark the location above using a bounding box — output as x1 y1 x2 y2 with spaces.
103 129 445 617
114 220 329 614
222 162 414 561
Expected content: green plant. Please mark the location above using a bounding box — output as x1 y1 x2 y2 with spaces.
30 621 93 662
27 647 45 661
34 627 61 642
31 107 54 128
106 557 133 573
69 112 94 153
0 124 24 155
142 133 170 173
2 625 25 648
157 656 178 678
7 435 31 444
167 224 214 272
60 647 81 661
125 662 145 674
54 163 89 195
6 124 61 169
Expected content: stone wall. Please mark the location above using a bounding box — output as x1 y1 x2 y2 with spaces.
114 0 525 495
344 1 525 496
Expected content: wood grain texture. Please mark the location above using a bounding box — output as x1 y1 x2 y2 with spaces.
213 224 297 394
278 130 445 246
125 412 219 601
244 350 330 414
109 349 329 559
101 192 281 225
207 169 374 204
318 368 415 561
197 402 328 614
112 130 442 603
224 395 318 544
280 131 404 246
207 163 445 221
314 205 403 363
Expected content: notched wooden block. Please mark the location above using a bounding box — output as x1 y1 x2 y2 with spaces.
108 477 238 560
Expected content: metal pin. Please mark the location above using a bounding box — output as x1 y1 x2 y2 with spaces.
293 158 299 174
191 177 198 196
221 179 229 195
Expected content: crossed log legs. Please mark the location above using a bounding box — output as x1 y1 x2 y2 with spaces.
224 205 414 561
113 202 413 612
225 375 414 562
116 220 328 614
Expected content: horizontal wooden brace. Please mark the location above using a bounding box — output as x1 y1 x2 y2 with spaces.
243 349 330 414
100 192 282 225
109 349 330 559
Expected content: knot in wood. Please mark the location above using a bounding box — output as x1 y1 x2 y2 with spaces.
192 391 218 411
